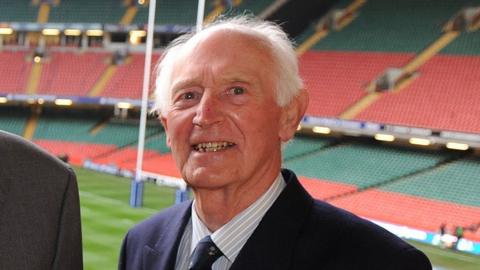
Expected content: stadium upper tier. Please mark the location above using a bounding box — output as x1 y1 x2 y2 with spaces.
48 0 125 24
0 0 38 22
38 52 109 96
0 51 31 93
0 0 274 25
299 50 413 117
134 0 199 25
311 0 478 53
354 54 480 133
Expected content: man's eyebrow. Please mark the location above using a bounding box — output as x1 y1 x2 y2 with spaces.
171 78 199 93
223 75 256 86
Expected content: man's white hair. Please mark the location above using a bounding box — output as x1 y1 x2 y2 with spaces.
153 15 303 116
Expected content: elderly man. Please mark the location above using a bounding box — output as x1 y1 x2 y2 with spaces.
0 130 83 269
119 16 431 270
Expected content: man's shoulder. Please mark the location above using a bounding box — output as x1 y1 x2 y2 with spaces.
302 199 431 269
0 130 71 174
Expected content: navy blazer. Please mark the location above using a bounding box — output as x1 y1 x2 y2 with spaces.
119 169 431 270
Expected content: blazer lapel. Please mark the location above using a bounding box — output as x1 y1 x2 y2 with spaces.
230 169 314 270
142 202 192 270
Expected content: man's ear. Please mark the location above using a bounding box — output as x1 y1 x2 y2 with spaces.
279 89 309 142
159 115 172 147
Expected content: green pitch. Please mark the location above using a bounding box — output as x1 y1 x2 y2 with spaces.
74 167 480 269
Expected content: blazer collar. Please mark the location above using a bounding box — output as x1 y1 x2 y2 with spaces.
143 201 192 270
230 169 314 270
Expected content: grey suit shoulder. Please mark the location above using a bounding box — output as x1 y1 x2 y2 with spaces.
0 131 83 270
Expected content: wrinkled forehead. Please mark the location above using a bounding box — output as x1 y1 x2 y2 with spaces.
174 27 275 67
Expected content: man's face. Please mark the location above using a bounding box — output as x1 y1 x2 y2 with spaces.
161 30 291 191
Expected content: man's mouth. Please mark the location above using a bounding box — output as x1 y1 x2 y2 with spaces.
192 141 236 152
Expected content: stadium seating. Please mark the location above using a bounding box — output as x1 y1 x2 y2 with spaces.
442 29 480 55
0 51 31 93
0 0 38 22
355 54 480 133
48 0 125 23
235 0 273 15
33 139 116 165
299 51 413 117
284 141 450 188
381 157 480 207
0 108 27 135
313 0 471 52
100 53 160 99
133 0 198 25
329 188 480 241
33 113 98 142
282 136 333 160
38 52 109 96
298 176 357 199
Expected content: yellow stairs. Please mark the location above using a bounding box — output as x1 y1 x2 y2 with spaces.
88 65 118 97
23 112 40 140
338 31 459 120
121 6 138 25
296 0 366 56
37 3 50 23
204 0 242 24
338 93 381 119
26 62 42 95
403 31 459 74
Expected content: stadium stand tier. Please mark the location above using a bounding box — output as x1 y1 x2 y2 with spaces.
38 52 109 96
0 51 32 93
134 0 198 25
299 51 413 117
329 188 480 241
354 54 480 133
312 0 475 53
284 141 452 189
48 0 126 23
100 53 160 99
0 0 38 22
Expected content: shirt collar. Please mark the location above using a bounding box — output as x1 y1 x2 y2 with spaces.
190 173 286 263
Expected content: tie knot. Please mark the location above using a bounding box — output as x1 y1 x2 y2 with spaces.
189 236 223 270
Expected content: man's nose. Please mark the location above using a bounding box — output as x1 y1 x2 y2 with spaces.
192 92 223 127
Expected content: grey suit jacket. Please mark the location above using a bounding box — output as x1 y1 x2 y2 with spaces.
0 131 83 270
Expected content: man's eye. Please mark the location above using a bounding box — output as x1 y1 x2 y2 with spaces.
182 92 196 100
230 87 245 95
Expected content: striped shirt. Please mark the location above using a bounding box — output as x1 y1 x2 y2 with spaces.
174 173 286 270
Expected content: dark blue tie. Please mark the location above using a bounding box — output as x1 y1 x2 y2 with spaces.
188 236 223 270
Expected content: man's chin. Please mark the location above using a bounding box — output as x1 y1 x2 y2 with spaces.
183 167 233 190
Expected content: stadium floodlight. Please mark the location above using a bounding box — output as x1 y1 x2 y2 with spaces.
64 29 82 36
54 99 73 106
312 126 331 134
0 27 13 35
409 137 431 146
0 97 8 103
42 28 60 36
446 142 469 151
129 30 147 44
86 29 104 36
374 133 395 142
117 102 132 109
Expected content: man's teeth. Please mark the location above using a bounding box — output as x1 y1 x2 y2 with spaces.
194 142 235 152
